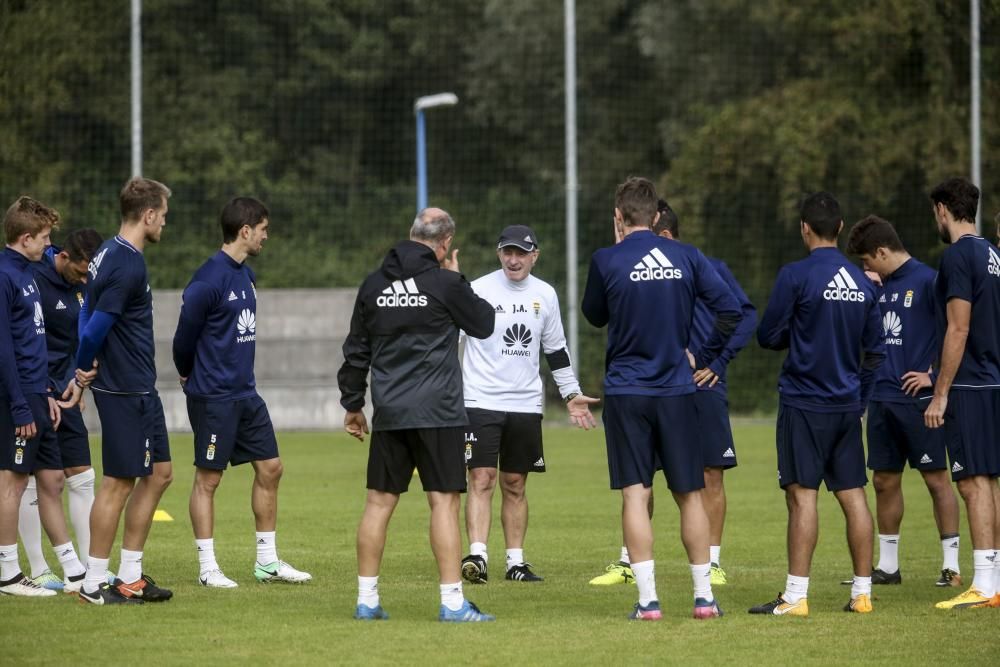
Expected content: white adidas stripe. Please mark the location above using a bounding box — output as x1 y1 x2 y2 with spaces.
832 274 847 289
838 267 859 289
634 249 674 270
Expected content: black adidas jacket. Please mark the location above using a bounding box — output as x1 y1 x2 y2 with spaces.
338 240 495 430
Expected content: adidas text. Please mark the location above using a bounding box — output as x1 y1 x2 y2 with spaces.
377 293 427 307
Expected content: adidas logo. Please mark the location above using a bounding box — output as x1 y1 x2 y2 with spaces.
495 304 505 313
919 454 932 464
502 324 533 357
952 461 964 473
60 549 72 557
823 267 866 302
377 278 427 307
228 291 238 301
722 448 735 458
630 248 682 282
257 538 267 545
948 541 959 548
55 300 67 310
988 247 1000 277
236 309 256 343
533 457 545 467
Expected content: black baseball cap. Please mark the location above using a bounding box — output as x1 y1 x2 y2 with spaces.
497 225 539 251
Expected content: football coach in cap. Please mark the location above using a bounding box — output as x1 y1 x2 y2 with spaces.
458 224 598 585
338 206 497 622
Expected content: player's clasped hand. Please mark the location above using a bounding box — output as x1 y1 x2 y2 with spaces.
693 367 719 387
344 410 369 441
567 394 600 430
900 371 931 397
14 421 37 440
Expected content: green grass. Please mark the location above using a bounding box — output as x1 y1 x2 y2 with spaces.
3 422 998 665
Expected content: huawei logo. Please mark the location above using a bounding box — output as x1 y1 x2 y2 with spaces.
503 323 532 348
236 309 256 343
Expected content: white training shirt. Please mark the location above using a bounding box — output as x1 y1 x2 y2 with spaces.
462 269 581 413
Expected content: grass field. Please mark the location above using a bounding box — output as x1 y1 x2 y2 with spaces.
2 421 998 665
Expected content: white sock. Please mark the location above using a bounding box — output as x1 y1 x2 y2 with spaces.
256 531 277 564
83 556 110 594
632 559 657 606
505 548 524 569
440 581 464 611
709 545 721 566
994 550 1000 594
941 534 960 572
876 534 900 573
620 546 630 565
196 538 219 574
690 561 713 602
783 574 809 604
53 542 85 578
972 549 995 596
0 544 22 581
66 469 95 561
469 541 488 561
851 575 872 598
118 549 143 584
17 478 49 578
357 575 379 608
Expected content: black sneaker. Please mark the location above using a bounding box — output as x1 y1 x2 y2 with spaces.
505 563 543 582
935 568 962 587
748 593 808 616
871 568 901 585
79 582 144 605
839 569 900 585
114 574 173 602
461 555 488 584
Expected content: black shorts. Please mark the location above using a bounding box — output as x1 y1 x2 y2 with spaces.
776 403 867 491
694 391 737 469
602 393 704 493
944 389 1000 480
866 400 946 472
57 403 91 469
368 427 466 494
187 394 279 470
0 394 61 473
93 390 171 479
464 408 545 474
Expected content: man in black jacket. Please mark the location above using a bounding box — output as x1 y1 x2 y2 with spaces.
338 207 496 622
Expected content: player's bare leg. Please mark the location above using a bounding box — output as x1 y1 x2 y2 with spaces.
357 490 399 577
250 457 282 532
462 467 496 583
499 472 539 580
785 484 819 577
190 468 223 540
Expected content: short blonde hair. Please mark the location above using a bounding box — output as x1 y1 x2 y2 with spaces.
3 196 60 244
120 177 171 222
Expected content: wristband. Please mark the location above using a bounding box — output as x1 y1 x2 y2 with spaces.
564 392 579 403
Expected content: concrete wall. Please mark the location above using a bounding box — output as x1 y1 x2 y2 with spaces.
82 288 361 433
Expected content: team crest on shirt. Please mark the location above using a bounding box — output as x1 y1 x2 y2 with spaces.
532 300 540 318
207 434 217 461
75 291 84 306
903 290 913 308
144 438 150 468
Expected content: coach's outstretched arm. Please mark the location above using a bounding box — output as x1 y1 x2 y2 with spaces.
757 266 796 350
444 276 495 340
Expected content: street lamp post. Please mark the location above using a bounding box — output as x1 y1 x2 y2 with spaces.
414 93 458 212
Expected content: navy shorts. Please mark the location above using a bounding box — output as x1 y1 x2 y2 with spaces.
0 394 62 473
694 390 737 469
943 389 1000 480
57 403 91 469
602 393 704 493
368 427 467 494
93 390 171 479
464 408 545 473
776 404 867 491
866 400 946 472
187 394 279 470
